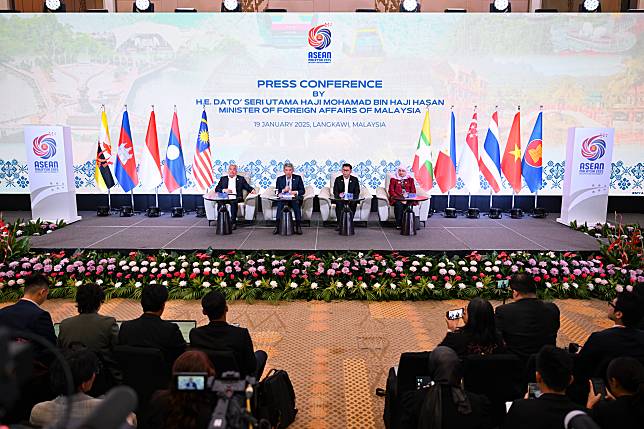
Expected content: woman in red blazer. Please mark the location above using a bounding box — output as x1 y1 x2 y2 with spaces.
388 166 417 228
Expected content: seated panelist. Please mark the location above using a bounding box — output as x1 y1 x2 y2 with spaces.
214 164 255 229
274 162 305 235
388 166 417 228
333 163 360 230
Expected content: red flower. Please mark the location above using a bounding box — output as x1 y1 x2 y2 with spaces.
116 272 123 278
455 276 462 281
229 274 234 279
534 276 542 282
218 272 224 277
125 274 131 279
471 276 478 281
563 277 569 283
496 274 502 279
432 276 438 281
189 273 197 279
390 273 396 277
137 274 143 279
415 276 421 281
243 271 249 276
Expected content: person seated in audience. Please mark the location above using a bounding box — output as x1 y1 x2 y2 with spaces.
0 273 56 361
439 298 506 358
189 290 268 379
495 273 560 361
273 162 305 235
146 350 216 429
30 348 136 427
332 163 360 230
399 346 494 429
388 166 417 229
119 283 187 368
586 357 644 429
575 290 644 380
503 345 583 429
212 163 255 230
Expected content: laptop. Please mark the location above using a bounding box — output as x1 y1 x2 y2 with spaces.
168 320 197 341
53 320 125 337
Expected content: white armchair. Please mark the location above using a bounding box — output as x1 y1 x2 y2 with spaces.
260 184 316 221
375 174 431 225
318 173 372 223
203 171 259 224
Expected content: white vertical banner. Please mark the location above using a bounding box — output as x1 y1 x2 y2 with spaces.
24 125 81 223
557 127 614 226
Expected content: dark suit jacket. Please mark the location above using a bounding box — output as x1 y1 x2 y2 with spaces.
575 326 644 379
118 314 187 367
0 299 56 360
275 174 305 199
332 175 360 199
438 329 507 358
214 175 254 201
495 298 560 360
590 396 642 429
503 394 583 429
189 321 257 377
58 313 118 355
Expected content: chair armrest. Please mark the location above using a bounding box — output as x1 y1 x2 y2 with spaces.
375 187 389 201
244 187 260 203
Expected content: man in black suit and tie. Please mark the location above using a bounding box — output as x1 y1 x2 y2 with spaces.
118 283 187 368
274 162 305 235
332 163 361 231
214 164 255 230
495 273 560 361
0 274 56 362
189 290 268 379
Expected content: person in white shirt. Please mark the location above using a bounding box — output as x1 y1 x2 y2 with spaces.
332 163 361 230
213 164 255 229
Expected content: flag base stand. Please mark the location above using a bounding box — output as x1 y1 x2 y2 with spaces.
96 206 110 217
444 207 458 218
510 208 524 219
171 206 185 218
119 206 134 217
146 206 161 217
195 206 207 218
488 207 503 219
532 207 547 218
466 208 480 219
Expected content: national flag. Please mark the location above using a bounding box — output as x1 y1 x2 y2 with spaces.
114 110 138 192
95 110 115 192
139 110 163 191
449 111 456 170
522 112 543 193
411 110 433 190
457 112 480 192
192 110 214 191
434 150 456 193
479 111 503 193
164 111 187 193
501 111 522 193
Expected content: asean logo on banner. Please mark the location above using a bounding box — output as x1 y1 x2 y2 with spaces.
308 23 332 64
524 139 542 168
579 134 607 176
32 133 59 173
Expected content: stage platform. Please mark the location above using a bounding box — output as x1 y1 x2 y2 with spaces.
22 210 609 253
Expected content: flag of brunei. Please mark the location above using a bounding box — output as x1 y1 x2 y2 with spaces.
95 110 115 191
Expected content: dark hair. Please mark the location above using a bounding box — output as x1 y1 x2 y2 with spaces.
23 273 49 294
342 163 352 170
509 272 537 295
50 348 99 395
536 345 573 392
607 357 644 395
75 283 105 314
614 291 644 328
461 298 501 349
165 351 216 429
202 290 226 320
141 283 169 313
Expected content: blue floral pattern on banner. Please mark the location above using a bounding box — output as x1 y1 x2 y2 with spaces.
0 159 642 195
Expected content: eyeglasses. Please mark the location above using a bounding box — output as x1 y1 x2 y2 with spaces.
608 301 616 309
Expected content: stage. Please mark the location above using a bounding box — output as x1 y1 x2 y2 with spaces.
23 210 607 253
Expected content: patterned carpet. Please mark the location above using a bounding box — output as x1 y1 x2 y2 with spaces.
1 299 613 429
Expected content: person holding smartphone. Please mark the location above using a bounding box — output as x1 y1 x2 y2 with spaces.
439 298 506 358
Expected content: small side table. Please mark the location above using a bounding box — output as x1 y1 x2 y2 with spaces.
204 194 238 235
394 195 429 236
330 197 365 236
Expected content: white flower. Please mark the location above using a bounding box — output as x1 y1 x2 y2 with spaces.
75 281 82 287
445 282 452 289
132 266 139 272
202 282 211 288
360 282 367 289
492 266 500 273
470 260 477 266
192 262 200 267
16 278 25 285
495 260 502 265
255 280 262 286
390 284 396 289
220 282 227 287
7 280 15 286
128 261 136 267
193 268 201 274
162 281 168 286
438 262 446 268
458 260 466 266
169 261 176 266
336 281 343 288
179 281 187 287
168 266 175 272
346 281 354 288
114 282 122 288
484 261 492 266
572 283 579 289
181 262 189 268
55 281 62 287
159 263 167 268
119 260 126 266
421 266 429 272
141 267 148 273
213 262 220 267
96 279 103 285
151 267 158 274
425 261 432 267
203 261 211 266
373 282 381 288
476 282 484 288
150 261 157 267
462 266 469 272
122 265 130 271
290 282 298 288
458 283 466 289
311 282 319 289
587 283 594 291
135 282 142 288
410 266 417 272
545 282 552 288
448 269 456 276
412 261 420 266
141 261 149 266
161 269 168 275
485 267 492 272
563 282 570 290
178 255 186 260
270 280 278 288
150 280 157 284
236 282 244 289
427 283 435 289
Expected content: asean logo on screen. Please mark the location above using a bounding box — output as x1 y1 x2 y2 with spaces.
579 134 606 176
308 24 332 64
32 133 59 173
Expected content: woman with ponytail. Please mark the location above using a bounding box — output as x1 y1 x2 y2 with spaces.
587 356 644 429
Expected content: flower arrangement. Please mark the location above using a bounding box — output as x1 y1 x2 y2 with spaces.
0 217 65 260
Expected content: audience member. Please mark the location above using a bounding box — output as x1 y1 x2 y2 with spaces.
503 345 582 429
58 283 118 353
586 357 644 429
495 273 560 360
439 298 506 357
575 290 644 380
189 290 267 379
0 274 56 360
146 350 217 429
119 283 187 367
399 346 493 429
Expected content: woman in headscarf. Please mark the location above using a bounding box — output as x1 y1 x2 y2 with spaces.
399 346 494 429
388 166 417 229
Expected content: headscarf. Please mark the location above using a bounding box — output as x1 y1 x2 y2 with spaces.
417 346 472 429
395 166 411 181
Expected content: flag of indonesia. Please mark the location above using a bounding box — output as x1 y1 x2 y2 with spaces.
478 111 503 193
457 112 480 192
139 110 163 191
114 110 138 192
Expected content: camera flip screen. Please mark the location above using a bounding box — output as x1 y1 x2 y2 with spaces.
176 374 207 391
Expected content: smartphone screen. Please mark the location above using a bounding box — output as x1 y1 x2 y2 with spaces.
591 378 607 398
446 308 464 320
497 279 509 289
528 382 542 399
416 376 433 389
175 373 207 391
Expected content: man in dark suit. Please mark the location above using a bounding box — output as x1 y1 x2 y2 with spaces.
118 283 187 368
495 273 560 361
0 274 56 361
214 164 255 230
274 162 305 235
332 163 361 231
189 290 267 379
503 345 583 429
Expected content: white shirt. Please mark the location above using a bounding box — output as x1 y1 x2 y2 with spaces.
343 177 350 194
286 176 292 189
20 297 41 308
225 175 237 191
